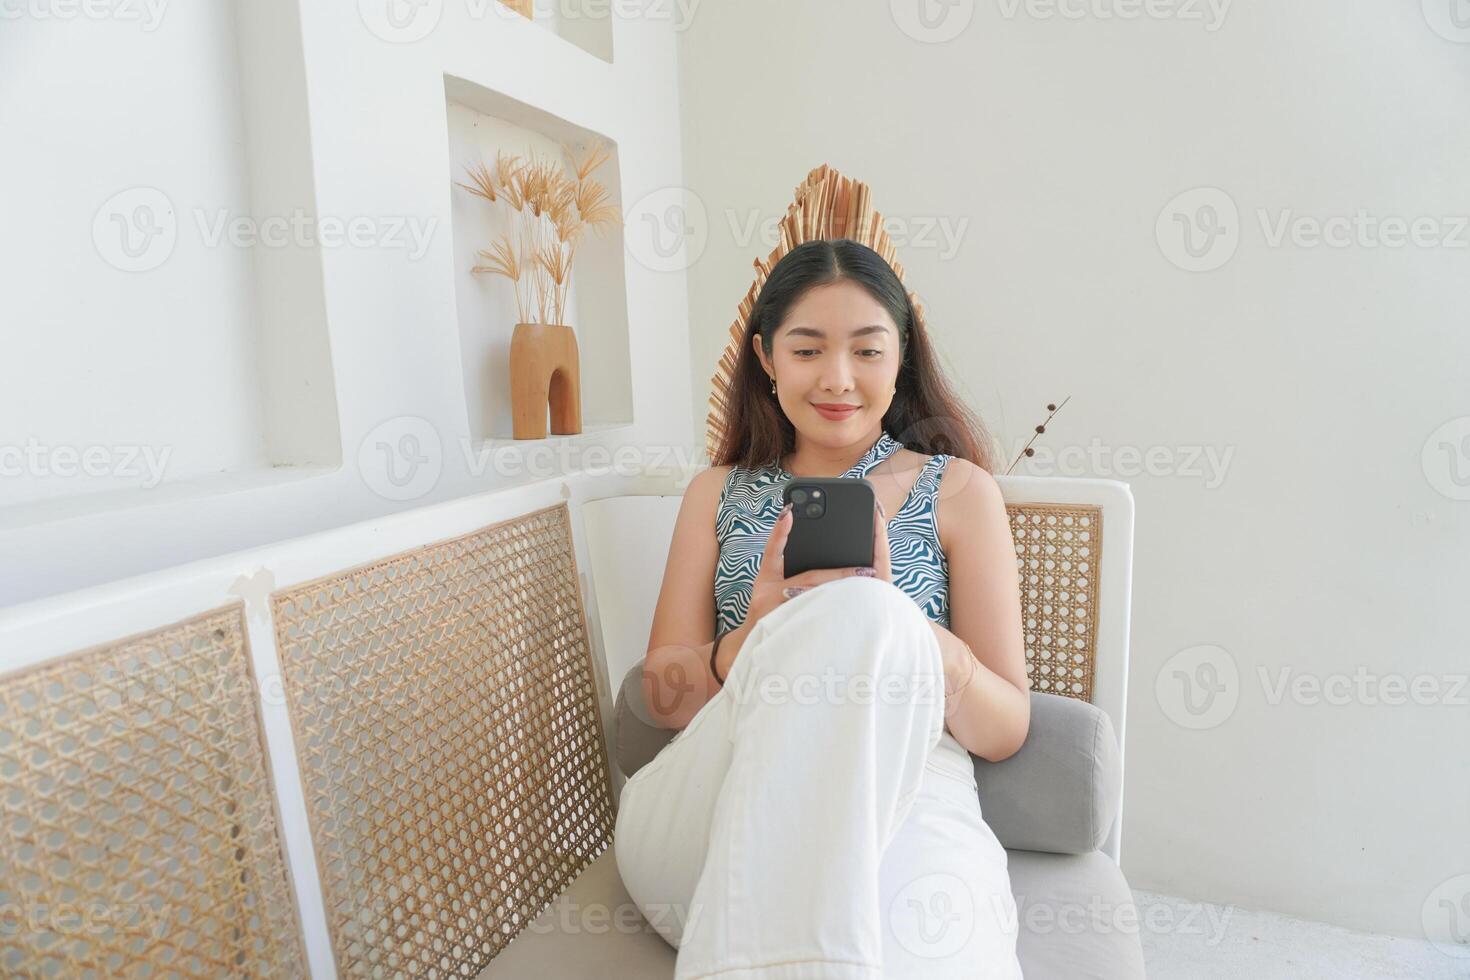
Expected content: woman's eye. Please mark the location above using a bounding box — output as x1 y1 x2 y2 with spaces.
860 349 883 358
794 350 819 357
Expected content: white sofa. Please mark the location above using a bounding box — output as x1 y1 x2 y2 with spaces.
0 473 1142 978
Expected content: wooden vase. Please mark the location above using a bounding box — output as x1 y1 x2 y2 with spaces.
509 322 582 440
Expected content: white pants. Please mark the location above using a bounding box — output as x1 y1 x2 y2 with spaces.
614 575 1023 979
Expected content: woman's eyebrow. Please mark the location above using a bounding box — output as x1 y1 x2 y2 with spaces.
784 325 890 338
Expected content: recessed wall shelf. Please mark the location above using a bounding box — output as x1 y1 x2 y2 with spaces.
444 73 634 445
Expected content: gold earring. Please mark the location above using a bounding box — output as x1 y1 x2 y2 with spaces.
770 375 777 396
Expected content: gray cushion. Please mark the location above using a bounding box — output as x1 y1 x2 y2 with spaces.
614 660 677 781
476 850 1145 979
1009 849 1148 979
614 661 1122 855
972 689 1122 855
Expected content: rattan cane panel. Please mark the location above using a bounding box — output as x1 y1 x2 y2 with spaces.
269 502 615 979
0 605 308 979
1007 503 1103 702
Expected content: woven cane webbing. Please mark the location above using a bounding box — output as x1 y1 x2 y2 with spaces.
269 502 615 978
0 606 308 978
1007 503 1103 702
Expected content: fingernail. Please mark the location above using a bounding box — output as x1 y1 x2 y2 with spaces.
855 567 877 577
782 586 809 598
781 502 793 516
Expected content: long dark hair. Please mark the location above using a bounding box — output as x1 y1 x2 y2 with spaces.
711 239 995 472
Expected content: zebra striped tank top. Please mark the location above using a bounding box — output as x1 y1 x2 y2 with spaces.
714 431 953 633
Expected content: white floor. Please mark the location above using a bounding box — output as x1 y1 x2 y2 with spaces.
1132 891 1469 979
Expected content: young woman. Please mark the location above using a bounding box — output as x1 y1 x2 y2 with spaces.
614 239 1030 979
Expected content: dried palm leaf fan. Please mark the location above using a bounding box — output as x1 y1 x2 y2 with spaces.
704 163 929 461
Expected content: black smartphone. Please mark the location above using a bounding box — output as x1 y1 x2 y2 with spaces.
780 476 875 577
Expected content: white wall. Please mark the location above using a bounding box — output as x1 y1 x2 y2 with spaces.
0 3 272 504
0 1 697 603
675 0 1470 940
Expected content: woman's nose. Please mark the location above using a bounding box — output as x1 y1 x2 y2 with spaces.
820 357 855 393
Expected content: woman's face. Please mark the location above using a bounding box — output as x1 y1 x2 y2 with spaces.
753 279 901 440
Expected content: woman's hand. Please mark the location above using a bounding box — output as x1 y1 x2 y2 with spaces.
871 497 894 584
742 501 885 634
713 499 893 684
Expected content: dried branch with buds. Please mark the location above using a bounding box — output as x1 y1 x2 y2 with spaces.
1005 396 1071 475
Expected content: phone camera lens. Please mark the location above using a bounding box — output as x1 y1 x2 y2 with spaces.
804 502 822 518
791 488 808 505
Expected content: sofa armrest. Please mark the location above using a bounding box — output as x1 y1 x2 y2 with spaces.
972 691 1122 855
614 660 678 780
613 665 1122 856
